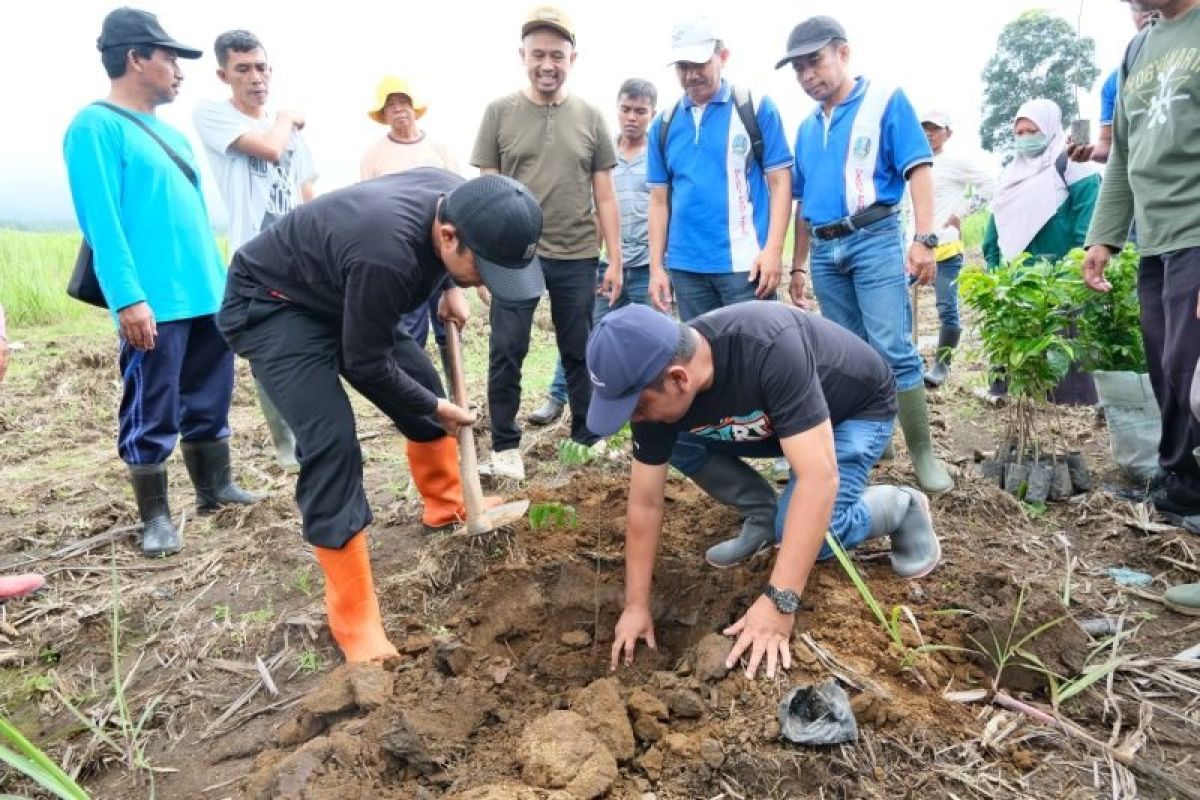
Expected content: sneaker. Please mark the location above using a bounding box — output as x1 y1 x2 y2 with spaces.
490 448 526 481
588 439 609 459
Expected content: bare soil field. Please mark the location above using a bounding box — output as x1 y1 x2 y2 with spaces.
0 289 1197 799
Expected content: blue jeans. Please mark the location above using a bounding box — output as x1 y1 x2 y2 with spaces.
934 254 964 332
670 268 764 322
548 265 652 404
400 285 446 349
809 214 924 390
667 418 893 559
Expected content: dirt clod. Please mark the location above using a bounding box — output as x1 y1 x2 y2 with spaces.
692 633 733 682
700 738 724 770
519 710 618 799
633 714 666 743
434 639 472 676
662 732 701 759
560 629 592 649
626 688 668 721
637 746 664 780
571 678 636 762
445 785 541 800
664 688 705 720
348 661 394 710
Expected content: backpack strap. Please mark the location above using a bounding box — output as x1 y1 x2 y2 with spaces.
730 85 764 170
92 101 198 187
1055 150 1069 183
1121 26 1150 86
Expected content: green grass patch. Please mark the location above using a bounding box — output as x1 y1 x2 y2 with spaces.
0 230 101 328
960 211 989 251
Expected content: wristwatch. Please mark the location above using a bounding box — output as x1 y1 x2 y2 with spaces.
764 584 801 614
913 232 939 249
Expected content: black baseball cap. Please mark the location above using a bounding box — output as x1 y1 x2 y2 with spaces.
774 16 847 69
443 175 545 303
97 7 202 59
585 305 682 436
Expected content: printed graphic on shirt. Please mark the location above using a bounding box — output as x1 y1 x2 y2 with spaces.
690 410 774 442
1126 46 1200 129
253 143 301 232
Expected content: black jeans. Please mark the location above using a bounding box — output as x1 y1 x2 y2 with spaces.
1138 247 1200 490
218 293 446 548
488 256 599 451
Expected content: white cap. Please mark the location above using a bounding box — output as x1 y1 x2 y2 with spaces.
921 110 952 130
670 16 720 65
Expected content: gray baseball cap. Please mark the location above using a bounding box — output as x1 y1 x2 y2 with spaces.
774 16 847 69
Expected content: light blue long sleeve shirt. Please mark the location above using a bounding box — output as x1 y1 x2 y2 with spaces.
63 103 227 322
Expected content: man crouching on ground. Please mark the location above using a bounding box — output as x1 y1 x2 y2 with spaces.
217 170 543 662
590 303 941 679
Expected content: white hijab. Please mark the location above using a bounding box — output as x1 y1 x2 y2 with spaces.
990 98 1101 261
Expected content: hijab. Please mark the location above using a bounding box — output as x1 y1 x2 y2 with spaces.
990 98 1101 261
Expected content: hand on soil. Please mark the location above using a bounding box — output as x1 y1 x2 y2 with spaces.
610 606 656 671
435 399 476 436
723 595 793 680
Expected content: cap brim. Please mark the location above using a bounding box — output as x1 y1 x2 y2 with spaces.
586 390 640 438
158 40 203 59
476 255 545 304
522 22 575 45
670 43 717 66
773 39 832 69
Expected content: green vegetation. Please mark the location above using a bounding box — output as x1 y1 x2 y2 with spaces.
1070 245 1146 373
528 502 577 531
0 230 100 327
0 715 90 800
959 211 989 252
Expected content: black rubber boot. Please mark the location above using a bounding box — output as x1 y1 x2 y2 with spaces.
181 439 261 514
923 327 961 389
128 464 180 557
689 454 779 568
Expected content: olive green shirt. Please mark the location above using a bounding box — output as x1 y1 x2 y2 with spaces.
471 92 617 260
1086 6 1200 255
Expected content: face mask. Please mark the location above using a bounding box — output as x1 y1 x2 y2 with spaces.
1013 133 1049 157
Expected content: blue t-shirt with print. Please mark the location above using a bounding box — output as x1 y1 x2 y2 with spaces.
792 77 932 227
1100 68 1119 126
647 81 793 274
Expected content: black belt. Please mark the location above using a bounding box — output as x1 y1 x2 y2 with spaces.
811 204 899 241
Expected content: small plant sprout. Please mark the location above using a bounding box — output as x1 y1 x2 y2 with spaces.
557 440 595 467
528 502 578 531
291 565 315 598
296 649 323 676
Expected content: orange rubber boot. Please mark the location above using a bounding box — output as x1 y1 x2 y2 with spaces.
406 437 500 528
313 531 398 662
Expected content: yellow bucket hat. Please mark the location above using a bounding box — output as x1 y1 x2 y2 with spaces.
368 76 427 124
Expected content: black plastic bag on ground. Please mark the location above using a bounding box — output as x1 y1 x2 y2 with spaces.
777 679 858 746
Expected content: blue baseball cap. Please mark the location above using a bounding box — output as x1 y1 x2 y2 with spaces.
585 305 681 436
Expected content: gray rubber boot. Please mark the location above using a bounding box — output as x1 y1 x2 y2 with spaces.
528 397 565 426
181 439 262 514
923 327 961 389
896 385 954 493
254 378 299 473
690 454 779 568
860 484 912 539
129 464 180 557
890 487 941 578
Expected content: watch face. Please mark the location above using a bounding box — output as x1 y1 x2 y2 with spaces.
767 586 800 614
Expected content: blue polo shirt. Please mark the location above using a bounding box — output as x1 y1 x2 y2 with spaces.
792 77 932 227
1100 68 1119 126
647 81 793 274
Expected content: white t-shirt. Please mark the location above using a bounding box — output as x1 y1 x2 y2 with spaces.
194 99 318 252
931 149 996 245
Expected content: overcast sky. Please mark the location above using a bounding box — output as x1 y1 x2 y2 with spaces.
0 0 1135 227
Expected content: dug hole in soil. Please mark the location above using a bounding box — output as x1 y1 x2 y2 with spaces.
237 473 1019 800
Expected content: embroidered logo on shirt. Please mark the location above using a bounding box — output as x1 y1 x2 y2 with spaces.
731 133 750 159
852 134 873 160
690 411 774 442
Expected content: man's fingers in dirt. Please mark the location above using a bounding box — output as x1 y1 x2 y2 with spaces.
609 638 623 671
781 640 792 670
766 642 780 678
744 636 765 679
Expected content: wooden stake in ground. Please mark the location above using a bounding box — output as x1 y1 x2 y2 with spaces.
445 320 529 535
911 280 920 344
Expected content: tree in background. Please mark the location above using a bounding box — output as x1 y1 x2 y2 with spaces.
979 10 1100 153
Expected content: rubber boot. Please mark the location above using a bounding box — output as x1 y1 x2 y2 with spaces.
406 436 501 529
1164 583 1200 616
690 454 779 568
923 327 961 389
255 377 299 473
181 439 262 514
528 397 565 426
0 574 46 600
896 385 953 494
314 531 399 662
129 463 181 557
860 485 941 578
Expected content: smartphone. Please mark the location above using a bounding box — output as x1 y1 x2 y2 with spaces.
1069 119 1091 147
